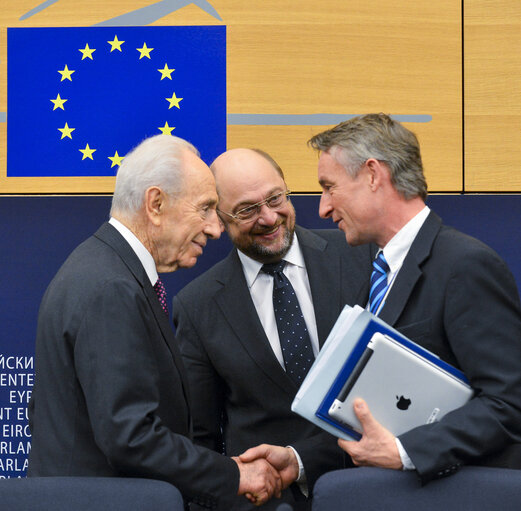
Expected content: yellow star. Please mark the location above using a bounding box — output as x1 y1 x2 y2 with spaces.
107 35 125 52
79 43 96 60
58 122 75 139
50 93 67 111
108 151 124 168
158 63 175 80
166 92 183 109
58 64 75 82
158 122 175 135
79 143 96 160
136 43 154 59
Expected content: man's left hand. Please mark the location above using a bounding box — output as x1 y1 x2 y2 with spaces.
337 398 403 469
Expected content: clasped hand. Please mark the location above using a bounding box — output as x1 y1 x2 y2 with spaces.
233 398 402 505
234 444 300 506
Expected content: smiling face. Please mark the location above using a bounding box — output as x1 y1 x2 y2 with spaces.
212 148 296 263
317 150 377 246
151 150 221 272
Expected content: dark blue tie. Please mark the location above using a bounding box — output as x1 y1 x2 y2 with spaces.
369 252 390 315
262 261 315 386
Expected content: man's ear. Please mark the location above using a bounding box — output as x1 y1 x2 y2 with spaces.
144 186 164 226
366 158 390 191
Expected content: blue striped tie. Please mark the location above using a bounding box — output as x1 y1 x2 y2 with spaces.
369 252 390 315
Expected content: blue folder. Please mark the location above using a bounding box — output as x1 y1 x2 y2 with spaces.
291 306 471 440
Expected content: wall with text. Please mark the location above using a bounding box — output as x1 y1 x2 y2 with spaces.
1 195 520 477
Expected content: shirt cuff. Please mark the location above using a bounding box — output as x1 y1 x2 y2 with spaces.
395 438 415 470
288 446 308 497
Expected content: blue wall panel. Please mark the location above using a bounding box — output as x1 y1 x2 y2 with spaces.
0 194 519 477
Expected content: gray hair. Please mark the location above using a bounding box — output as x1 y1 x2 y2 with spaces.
110 134 200 216
308 113 427 200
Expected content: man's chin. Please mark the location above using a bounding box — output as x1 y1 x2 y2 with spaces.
252 235 284 251
341 230 362 247
243 230 294 263
176 254 200 270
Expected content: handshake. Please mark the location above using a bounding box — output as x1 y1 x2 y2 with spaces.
233 444 300 506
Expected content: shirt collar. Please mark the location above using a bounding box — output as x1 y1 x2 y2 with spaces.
237 232 305 288
109 217 159 286
382 206 430 273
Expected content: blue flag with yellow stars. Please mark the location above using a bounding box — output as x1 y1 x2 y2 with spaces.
7 26 226 176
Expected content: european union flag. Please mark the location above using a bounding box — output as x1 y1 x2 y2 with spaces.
7 26 226 177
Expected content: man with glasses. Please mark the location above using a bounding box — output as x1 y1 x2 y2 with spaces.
172 148 372 510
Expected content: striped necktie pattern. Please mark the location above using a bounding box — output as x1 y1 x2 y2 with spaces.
369 252 390 315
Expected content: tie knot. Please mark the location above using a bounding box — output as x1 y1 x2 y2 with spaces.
372 252 390 275
261 260 287 276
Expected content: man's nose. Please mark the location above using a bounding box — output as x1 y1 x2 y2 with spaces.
255 204 279 225
205 210 222 239
319 193 332 219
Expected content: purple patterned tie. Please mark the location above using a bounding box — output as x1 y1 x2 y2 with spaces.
154 277 169 316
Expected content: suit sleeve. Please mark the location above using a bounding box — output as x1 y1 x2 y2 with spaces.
291 432 349 492
399 246 521 483
173 290 347 493
74 278 238 509
173 294 226 453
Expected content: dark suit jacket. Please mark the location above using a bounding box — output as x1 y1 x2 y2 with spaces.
378 211 521 483
173 226 372 507
28 223 239 510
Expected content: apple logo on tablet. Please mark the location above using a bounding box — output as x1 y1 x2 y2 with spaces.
396 395 412 410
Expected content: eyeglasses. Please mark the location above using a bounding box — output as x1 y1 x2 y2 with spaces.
218 190 291 222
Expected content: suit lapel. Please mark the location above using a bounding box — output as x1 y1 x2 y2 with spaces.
378 211 442 326
297 227 340 348
356 243 379 307
214 250 298 396
94 223 192 413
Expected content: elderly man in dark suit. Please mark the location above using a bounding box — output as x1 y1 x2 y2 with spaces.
173 148 372 509
28 135 282 510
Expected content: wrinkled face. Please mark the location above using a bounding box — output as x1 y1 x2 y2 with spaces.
317 151 374 246
153 151 221 272
215 150 296 263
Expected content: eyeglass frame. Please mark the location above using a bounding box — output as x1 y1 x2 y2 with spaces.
217 189 292 222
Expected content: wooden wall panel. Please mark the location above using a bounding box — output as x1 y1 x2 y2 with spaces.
464 0 521 191
1 0 462 194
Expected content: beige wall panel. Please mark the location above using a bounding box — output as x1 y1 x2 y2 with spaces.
228 116 462 194
225 0 462 192
1 0 461 193
228 125 328 193
465 0 521 191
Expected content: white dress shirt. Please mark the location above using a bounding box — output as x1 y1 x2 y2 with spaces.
237 233 319 491
237 234 320 368
368 205 431 470
109 217 158 286
371 205 431 316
